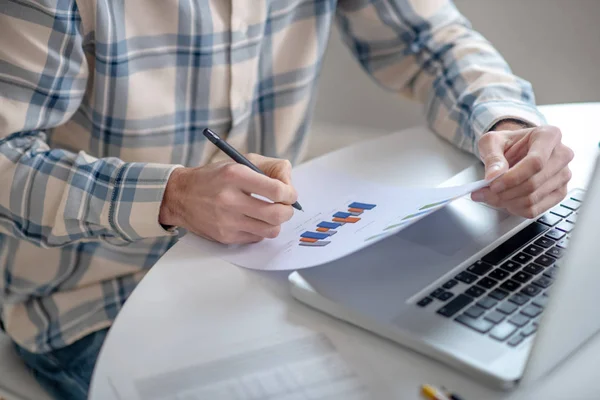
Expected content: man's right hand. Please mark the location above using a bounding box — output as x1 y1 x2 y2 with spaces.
159 154 298 244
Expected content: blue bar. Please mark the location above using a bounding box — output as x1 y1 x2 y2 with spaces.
348 202 376 210
317 221 341 229
333 212 352 218
301 232 330 240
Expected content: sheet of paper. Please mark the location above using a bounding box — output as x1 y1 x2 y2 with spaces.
180 167 494 270
128 334 371 400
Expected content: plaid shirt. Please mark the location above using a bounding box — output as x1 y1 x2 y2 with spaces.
0 0 544 353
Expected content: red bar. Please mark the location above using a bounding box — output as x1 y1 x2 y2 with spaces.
332 217 361 223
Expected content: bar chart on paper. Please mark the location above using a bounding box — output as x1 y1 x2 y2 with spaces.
299 202 377 247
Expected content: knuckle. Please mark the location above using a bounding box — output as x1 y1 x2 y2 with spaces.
563 146 575 163
524 178 539 193
563 167 573 182
273 207 293 224
528 154 545 173
548 125 562 140
524 192 539 208
215 189 236 206
220 163 244 182
558 185 568 198
272 184 286 202
265 225 281 239
522 207 538 219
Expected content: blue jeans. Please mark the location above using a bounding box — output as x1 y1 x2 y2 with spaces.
14 328 109 400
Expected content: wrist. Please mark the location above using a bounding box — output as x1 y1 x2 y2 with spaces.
159 167 187 227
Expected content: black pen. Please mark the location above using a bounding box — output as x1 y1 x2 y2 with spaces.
203 128 303 212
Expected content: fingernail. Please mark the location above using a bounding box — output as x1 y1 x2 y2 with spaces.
488 162 504 175
472 191 485 202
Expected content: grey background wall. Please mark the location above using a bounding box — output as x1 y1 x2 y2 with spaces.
312 0 600 133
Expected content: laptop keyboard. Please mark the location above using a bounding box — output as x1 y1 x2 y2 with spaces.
416 189 585 347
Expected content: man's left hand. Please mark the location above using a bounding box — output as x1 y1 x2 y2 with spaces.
471 121 574 218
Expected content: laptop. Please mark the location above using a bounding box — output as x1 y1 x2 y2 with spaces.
289 152 599 389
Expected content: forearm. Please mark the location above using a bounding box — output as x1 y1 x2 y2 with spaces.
0 132 179 247
336 0 546 154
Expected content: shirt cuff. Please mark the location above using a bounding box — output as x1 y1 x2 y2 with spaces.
109 163 183 241
469 100 547 158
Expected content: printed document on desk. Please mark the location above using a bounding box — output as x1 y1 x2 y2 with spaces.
180 166 494 271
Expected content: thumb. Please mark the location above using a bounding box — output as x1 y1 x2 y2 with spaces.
479 133 509 181
247 153 293 185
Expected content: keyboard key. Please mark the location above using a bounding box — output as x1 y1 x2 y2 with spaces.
465 286 486 298
500 280 521 292
532 295 549 308
550 205 572 218
489 321 518 341
497 301 518 315
557 237 570 249
500 261 521 273
543 267 559 279
417 297 433 307
437 291 454 301
513 271 533 284
534 237 556 248
561 198 581 211
467 261 493 276
481 222 548 265
437 294 473 317
431 288 445 298
566 213 577 224
513 252 533 264
455 271 478 284
485 310 506 324
465 305 486 318
521 324 538 337
546 246 564 258
546 229 566 241
537 213 562 227
489 268 510 281
508 334 526 347
477 296 498 309
532 276 553 289
509 293 529 306
477 277 498 289
535 255 556 267
556 221 574 233
521 305 543 318
489 288 509 300
509 314 530 327
442 279 458 290
570 190 585 202
523 264 544 275
523 244 544 257
521 284 542 297
456 314 495 333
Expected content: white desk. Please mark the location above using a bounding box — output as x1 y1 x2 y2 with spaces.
90 103 600 400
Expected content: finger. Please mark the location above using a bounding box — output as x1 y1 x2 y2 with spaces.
238 215 283 239
238 195 294 226
473 163 571 210
507 185 569 219
246 153 294 185
490 126 562 193
478 131 511 180
219 163 298 205
493 146 573 202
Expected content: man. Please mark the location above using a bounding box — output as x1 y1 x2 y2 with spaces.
0 0 572 399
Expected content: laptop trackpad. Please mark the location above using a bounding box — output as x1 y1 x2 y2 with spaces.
297 198 516 320
400 198 510 257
